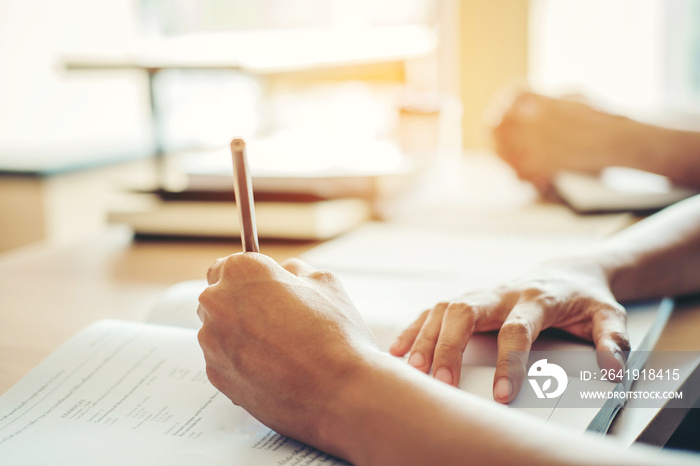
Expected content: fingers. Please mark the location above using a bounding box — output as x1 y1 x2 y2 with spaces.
389 310 429 357
197 325 241 406
390 292 502 386
207 253 281 286
493 301 545 404
281 258 317 277
405 303 449 373
196 304 206 323
395 302 481 388
207 257 227 285
431 303 477 386
201 253 281 324
281 258 347 297
484 84 533 128
592 304 630 380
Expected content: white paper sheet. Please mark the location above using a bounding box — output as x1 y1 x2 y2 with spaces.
0 320 347 465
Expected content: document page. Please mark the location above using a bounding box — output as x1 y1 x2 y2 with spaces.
301 222 600 285
0 320 346 465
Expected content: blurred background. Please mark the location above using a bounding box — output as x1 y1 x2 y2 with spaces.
1 0 699 252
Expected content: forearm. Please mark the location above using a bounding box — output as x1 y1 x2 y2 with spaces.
324 352 694 466
618 120 700 188
586 195 700 302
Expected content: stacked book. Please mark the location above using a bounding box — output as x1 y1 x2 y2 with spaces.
108 138 415 240
108 175 375 241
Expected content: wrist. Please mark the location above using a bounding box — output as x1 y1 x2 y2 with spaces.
616 118 700 187
314 348 387 465
540 252 632 303
566 244 640 302
318 350 432 466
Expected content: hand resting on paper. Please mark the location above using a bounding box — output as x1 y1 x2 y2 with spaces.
389 258 630 403
391 194 700 402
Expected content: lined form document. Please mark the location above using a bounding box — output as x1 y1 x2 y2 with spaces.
0 320 346 465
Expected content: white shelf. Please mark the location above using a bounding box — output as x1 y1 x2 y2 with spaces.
66 25 436 74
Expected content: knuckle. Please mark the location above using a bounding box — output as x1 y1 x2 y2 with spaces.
220 253 272 281
495 352 512 369
428 303 449 321
609 303 628 320
435 339 462 356
519 284 545 301
197 326 213 352
308 269 338 284
412 332 435 349
412 329 439 351
281 257 304 272
496 352 527 376
536 293 557 308
282 257 302 267
500 319 533 341
206 257 226 283
444 302 475 323
197 286 218 315
218 254 241 278
434 301 451 311
204 364 224 390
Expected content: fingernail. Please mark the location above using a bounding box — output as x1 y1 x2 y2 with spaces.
494 379 513 402
389 340 401 354
434 367 453 385
613 352 626 372
408 352 425 368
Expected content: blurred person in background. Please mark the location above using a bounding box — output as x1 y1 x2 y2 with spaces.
486 90 700 196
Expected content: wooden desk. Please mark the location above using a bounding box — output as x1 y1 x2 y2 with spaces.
0 226 319 394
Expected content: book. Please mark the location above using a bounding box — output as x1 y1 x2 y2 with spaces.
553 168 698 214
174 141 412 200
108 192 371 240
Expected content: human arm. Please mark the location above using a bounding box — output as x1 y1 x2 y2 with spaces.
488 90 700 190
391 194 700 401
196 253 697 466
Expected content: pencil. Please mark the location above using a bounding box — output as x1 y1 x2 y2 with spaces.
230 138 260 253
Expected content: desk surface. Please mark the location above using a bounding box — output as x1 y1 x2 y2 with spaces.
0 226 318 394
2 224 700 397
